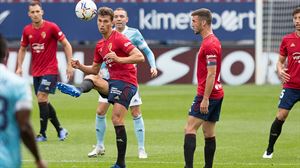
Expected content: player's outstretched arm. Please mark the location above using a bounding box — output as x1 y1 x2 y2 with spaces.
105 47 144 64
60 38 74 80
72 60 100 75
16 109 47 168
16 46 27 76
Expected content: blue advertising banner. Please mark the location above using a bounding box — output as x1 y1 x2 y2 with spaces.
0 3 255 41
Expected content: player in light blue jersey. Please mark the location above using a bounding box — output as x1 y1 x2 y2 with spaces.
0 34 47 168
87 8 157 159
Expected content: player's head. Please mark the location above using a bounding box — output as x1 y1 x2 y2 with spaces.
0 34 8 64
292 7 300 31
191 8 212 35
28 0 44 24
113 8 128 31
97 7 114 35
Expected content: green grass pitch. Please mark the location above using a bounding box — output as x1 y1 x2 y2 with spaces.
22 85 300 168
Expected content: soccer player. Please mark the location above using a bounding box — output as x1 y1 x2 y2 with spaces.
57 7 144 168
0 34 47 168
184 8 224 168
263 7 300 159
87 7 157 159
16 1 73 142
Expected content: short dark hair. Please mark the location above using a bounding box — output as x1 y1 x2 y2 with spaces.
0 34 8 63
191 8 212 25
97 7 114 21
114 7 128 17
292 7 300 16
29 0 42 9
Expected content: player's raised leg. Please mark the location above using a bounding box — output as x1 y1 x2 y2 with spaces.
57 75 109 97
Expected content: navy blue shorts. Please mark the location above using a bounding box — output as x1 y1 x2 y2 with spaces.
188 96 223 122
107 80 137 109
278 88 300 110
33 75 57 95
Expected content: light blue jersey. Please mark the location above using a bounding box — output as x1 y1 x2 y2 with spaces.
0 64 32 168
101 26 156 79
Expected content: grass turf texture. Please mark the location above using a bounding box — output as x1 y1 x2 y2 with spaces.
22 85 300 168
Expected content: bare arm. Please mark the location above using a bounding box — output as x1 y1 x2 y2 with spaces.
277 55 290 83
16 46 27 76
16 110 47 168
200 65 216 114
60 38 73 80
72 60 100 75
104 47 145 64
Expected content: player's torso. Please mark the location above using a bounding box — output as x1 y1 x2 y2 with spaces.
197 35 223 98
24 21 59 76
282 33 300 89
0 66 22 168
96 31 137 85
24 22 57 55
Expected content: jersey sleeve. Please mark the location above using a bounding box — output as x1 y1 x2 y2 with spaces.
15 81 32 112
204 45 218 66
20 28 29 47
51 22 65 41
279 37 287 57
117 34 135 55
134 31 156 68
93 45 103 64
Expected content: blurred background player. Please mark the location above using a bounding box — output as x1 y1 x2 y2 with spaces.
87 7 158 159
16 1 73 142
0 33 47 168
184 8 224 168
263 7 300 159
57 7 144 168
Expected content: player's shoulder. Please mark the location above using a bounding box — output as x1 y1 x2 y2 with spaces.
203 34 220 47
282 32 296 40
127 27 139 33
0 65 26 88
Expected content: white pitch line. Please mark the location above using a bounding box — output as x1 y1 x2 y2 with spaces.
22 160 300 166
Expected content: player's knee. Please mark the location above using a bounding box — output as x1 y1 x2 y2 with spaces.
111 114 124 125
277 109 289 120
203 131 215 138
37 92 48 102
184 125 196 134
130 106 140 118
96 108 107 116
84 74 97 82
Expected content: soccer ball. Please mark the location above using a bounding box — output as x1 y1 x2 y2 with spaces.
75 0 97 21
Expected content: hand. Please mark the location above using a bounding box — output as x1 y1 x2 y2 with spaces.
200 97 209 114
36 159 47 168
66 65 74 81
16 67 23 76
71 59 81 69
104 49 120 63
278 68 290 83
150 67 158 78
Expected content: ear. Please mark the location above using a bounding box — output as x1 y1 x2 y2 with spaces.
201 20 206 27
41 9 44 16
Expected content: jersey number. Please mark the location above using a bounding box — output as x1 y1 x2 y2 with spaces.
0 96 8 131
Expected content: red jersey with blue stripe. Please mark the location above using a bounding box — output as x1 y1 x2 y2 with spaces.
21 20 65 77
94 30 137 86
197 34 224 99
279 32 300 89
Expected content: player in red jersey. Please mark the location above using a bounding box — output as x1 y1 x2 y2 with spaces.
184 8 224 168
16 1 73 142
57 7 144 168
263 7 300 159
